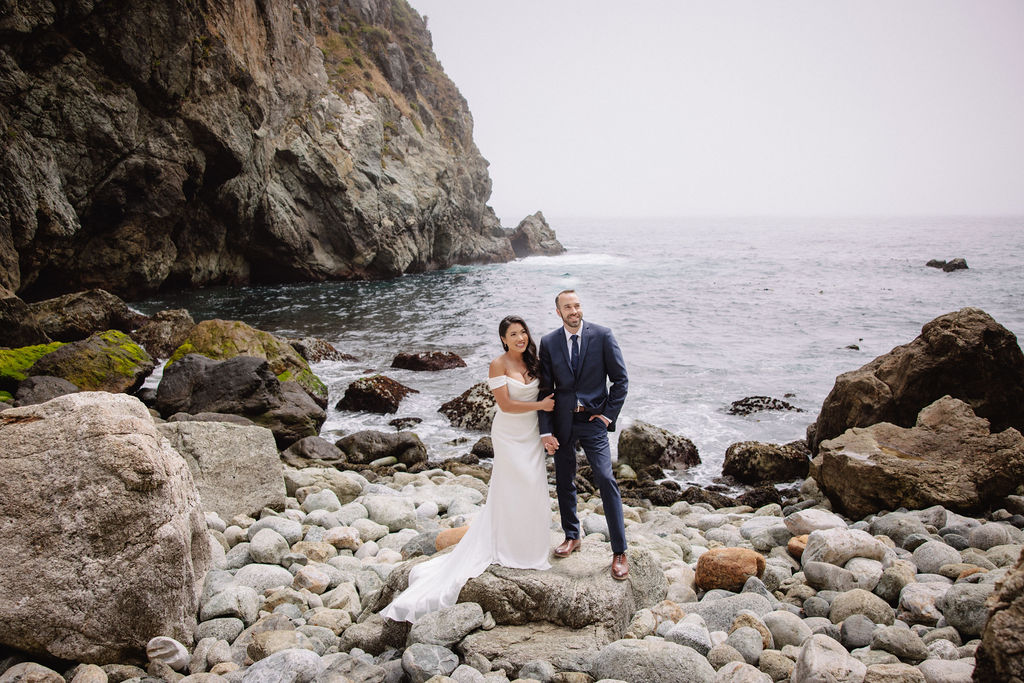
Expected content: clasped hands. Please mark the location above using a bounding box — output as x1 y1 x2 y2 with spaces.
541 413 610 456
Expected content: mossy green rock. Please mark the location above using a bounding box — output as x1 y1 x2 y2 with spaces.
166 319 328 405
28 330 154 394
0 342 65 393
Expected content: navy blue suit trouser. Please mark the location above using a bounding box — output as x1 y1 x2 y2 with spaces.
555 412 627 554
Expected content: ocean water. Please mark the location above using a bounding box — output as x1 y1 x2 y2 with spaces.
134 216 1024 487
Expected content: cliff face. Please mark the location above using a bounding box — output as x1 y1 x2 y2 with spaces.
0 0 515 300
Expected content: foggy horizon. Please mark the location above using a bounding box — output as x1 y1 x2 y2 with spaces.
408 1 1024 227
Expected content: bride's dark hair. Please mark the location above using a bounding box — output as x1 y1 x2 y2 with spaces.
499 315 540 379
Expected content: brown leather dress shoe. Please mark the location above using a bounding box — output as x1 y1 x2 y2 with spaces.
611 553 629 580
553 538 581 557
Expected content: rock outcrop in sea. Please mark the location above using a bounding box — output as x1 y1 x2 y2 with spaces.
0 0 560 301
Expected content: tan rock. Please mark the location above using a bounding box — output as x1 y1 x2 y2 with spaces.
788 534 808 559
695 547 766 591
436 525 470 551
291 541 337 563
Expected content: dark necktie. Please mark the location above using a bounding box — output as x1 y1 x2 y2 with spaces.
570 334 580 375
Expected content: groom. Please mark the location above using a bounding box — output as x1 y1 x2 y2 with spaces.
539 289 630 580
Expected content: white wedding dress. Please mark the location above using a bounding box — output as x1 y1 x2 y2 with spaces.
380 375 552 622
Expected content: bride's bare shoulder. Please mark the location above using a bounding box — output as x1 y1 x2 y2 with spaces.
488 356 508 377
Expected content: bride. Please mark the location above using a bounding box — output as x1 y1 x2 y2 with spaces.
380 315 555 622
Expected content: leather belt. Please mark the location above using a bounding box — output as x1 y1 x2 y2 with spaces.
574 406 587 413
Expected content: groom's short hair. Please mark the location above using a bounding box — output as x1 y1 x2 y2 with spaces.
555 289 576 307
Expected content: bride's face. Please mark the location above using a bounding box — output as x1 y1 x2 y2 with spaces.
502 323 530 353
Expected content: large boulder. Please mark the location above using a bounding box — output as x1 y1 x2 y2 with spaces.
506 211 565 257
809 307 1024 452
722 440 810 484
811 396 1024 518
591 639 715 683
335 430 427 466
155 354 325 448
374 544 665 646
438 382 495 431
280 436 347 469
27 329 154 393
27 289 148 342
130 309 196 359
0 286 50 347
0 392 210 662
286 337 355 363
974 549 1024 682
617 421 700 471
336 375 418 414
167 319 327 407
158 421 286 519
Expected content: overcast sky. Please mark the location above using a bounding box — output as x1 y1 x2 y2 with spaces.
407 0 1024 225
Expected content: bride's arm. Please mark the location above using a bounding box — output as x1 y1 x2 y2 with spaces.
488 359 554 414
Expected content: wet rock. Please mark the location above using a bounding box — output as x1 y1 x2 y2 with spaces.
155 354 325 448
809 307 1024 453
391 351 467 371
336 430 427 466
337 374 418 414
130 309 195 359
471 437 494 458
617 421 700 471
439 382 496 431
813 396 1024 518
286 337 355 363
727 396 803 417
27 289 148 342
723 441 810 484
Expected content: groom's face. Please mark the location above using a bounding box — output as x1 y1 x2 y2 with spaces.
556 292 583 330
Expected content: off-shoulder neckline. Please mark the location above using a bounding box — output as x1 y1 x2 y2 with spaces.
501 375 538 386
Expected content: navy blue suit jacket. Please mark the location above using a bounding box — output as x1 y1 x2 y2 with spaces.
538 321 628 444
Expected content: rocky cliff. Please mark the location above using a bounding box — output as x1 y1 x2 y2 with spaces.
0 0 533 300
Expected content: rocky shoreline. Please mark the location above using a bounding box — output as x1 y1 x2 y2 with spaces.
2 301 1024 682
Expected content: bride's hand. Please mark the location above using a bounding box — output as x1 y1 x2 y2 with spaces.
538 394 555 411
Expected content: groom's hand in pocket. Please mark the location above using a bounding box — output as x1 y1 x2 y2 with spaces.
589 414 611 427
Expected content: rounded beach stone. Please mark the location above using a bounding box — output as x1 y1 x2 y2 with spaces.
707 643 747 670
828 589 894 625
968 522 1015 550
791 634 867 682
757 649 794 681
845 557 884 591
249 528 290 564
195 617 245 643
839 613 877 649
917 659 976 682
324 526 362 550
762 610 811 649
146 636 190 671
247 516 304 545
517 660 556 682
200 585 261 624
665 622 712 655
730 611 773 649
802 528 888 567
436 525 470 551
896 582 950 626
863 662 925 682
784 509 848 535
593 639 716 682
912 540 961 575
714 660 771 682
870 625 928 662
873 559 918 604
695 547 766 592
301 489 342 513
402 643 459 683
726 626 765 665
235 563 294 593
68 664 107 683
936 582 995 638
0 663 66 683
352 518 389 542
787 534 808 559
240 647 324 682
292 565 331 594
